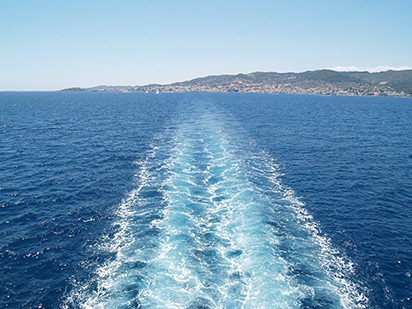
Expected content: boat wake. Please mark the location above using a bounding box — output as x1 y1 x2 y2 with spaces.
63 104 367 308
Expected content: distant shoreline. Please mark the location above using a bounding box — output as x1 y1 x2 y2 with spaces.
59 89 412 99
62 69 412 98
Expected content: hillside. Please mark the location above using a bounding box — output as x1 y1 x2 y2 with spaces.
63 70 412 97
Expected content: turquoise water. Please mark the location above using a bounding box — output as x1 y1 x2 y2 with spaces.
1 92 411 308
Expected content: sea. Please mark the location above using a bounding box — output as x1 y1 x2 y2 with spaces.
1 92 411 308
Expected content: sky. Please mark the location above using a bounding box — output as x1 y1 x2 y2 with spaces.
0 0 411 90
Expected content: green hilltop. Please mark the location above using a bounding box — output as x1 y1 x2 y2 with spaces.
63 69 412 97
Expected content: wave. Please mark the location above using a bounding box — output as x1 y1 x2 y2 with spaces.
63 104 368 308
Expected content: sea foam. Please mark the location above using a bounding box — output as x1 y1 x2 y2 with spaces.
63 104 367 308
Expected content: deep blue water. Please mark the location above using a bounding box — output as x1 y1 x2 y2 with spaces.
0 92 411 308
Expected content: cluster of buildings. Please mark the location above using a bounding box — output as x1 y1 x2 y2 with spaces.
64 72 410 97
134 81 407 97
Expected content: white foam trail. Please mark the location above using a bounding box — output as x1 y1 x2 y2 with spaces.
63 104 368 308
135 112 304 308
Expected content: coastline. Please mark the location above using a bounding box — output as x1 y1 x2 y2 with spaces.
61 69 412 98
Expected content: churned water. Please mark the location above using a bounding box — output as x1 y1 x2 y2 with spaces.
1 92 411 308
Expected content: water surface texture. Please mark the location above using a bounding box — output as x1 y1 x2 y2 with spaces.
1 92 411 308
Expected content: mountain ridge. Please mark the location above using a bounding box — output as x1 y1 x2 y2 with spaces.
63 69 412 97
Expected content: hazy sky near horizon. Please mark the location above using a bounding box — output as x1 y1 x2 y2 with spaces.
1 0 411 90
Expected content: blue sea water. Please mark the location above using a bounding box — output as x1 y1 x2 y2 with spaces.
0 92 411 308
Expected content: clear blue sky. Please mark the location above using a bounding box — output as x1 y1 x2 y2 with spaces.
1 0 411 90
